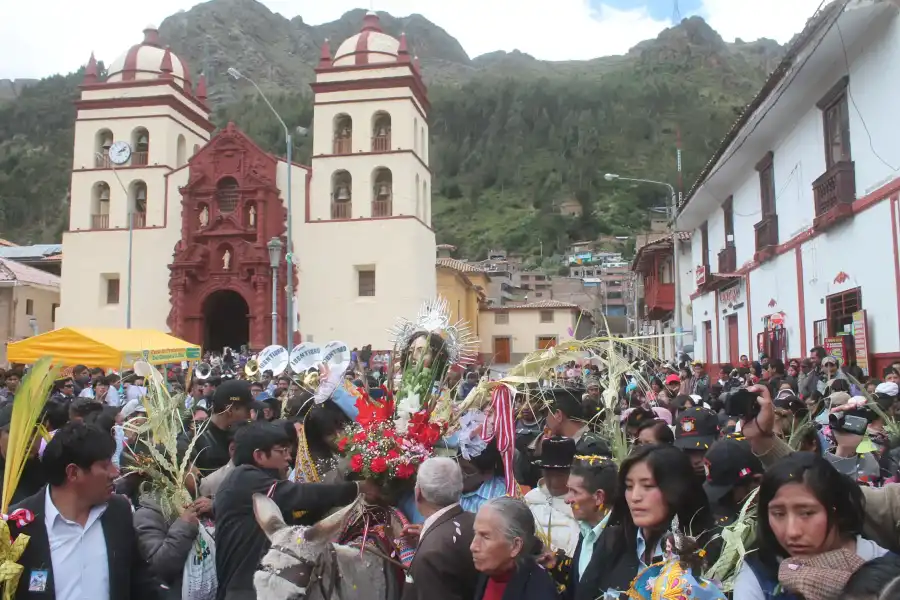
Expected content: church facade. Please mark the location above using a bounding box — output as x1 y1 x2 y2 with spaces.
58 14 437 351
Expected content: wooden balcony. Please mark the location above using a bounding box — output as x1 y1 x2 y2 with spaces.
643 276 675 320
371 135 391 152
132 212 146 228
331 201 352 220
372 198 392 217
717 245 736 274
333 138 352 155
95 151 111 168
813 160 855 232
754 214 778 263
131 151 148 166
91 214 109 229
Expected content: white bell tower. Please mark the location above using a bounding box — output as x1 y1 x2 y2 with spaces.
297 11 437 349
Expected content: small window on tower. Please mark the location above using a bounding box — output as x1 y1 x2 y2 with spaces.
105 276 121 305
25 299 34 316
358 269 375 297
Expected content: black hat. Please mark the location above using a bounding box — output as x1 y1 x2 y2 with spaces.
674 407 720 451
774 393 806 414
626 406 656 430
702 439 763 504
212 379 254 411
546 387 585 421
534 436 577 469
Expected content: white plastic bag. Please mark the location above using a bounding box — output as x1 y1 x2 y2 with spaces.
182 523 217 600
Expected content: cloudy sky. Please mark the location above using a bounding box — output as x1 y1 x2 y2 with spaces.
3 0 824 79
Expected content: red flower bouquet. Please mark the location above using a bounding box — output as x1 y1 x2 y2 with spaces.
338 411 444 482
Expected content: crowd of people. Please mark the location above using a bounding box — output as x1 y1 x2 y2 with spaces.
1 332 900 600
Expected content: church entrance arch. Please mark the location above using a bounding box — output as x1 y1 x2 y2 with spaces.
203 290 249 351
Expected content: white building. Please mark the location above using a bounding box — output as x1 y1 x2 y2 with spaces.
58 14 436 351
675 0 900 375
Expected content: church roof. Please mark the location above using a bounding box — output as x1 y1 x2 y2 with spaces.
106 25 191 86
333 12 404 67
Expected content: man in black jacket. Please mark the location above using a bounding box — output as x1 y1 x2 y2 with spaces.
10 422 158 600
187 379 252 475
214 420 380 600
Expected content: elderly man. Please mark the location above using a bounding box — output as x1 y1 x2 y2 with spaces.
402 457 478 600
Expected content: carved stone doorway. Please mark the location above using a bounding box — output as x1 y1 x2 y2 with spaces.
203 290 250 352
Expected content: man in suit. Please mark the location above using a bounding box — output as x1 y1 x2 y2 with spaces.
562 455 618 600
402 457 478 600
10 422 158 600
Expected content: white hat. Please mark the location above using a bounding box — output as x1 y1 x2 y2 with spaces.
875 381 899 397
121 399 147 421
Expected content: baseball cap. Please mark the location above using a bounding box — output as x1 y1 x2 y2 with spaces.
674 407 720 451
212 379 254 412
702 439 763 504
665 374 681 386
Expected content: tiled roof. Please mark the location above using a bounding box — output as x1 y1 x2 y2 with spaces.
0 257 60 288
0 244 62 260
0 239 17 247
489 300 581 310
436 257 485 273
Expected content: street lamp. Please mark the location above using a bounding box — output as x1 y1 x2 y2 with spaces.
605 172 684 356
229 67 296 348
267 237 283 345
96 152 134 328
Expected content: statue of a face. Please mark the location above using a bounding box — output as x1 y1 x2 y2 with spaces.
411 335 432 367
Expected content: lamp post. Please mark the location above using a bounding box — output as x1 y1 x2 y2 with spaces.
228 67 296 348
267 237 283 345
604 173 683 356
97 152 134 328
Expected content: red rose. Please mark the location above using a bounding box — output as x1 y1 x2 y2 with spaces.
350 454 364 472
337 437 349 453
395 463 415 479
371 457 388 473
387 449 400 460
353 431 366 443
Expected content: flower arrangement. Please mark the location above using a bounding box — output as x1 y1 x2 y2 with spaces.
337 408 445 483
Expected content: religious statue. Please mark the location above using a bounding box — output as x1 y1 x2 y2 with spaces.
223 249 231 271
249 205 256 227
199 205 209 227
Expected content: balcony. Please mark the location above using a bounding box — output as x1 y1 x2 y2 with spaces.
372 198 392 218
333 138 352 155
718 245 736 274
131 151 148 166
331 201 352 220
132 212 146 228
95 151 111 168
754 214 778 263
91 214 109 229
813 160 856 232
371 135 391 152
643 276 675 320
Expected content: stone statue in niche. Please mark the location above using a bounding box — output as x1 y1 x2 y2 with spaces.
223 249 231 271
199 205 209 228
249 205 256 227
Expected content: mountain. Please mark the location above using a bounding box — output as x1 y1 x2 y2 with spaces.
0 1 783 260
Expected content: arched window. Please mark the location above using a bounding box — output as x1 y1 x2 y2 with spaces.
331 170 352 219
333 114 352 155
95 129 113 168
414 118 419 153
216 177 239 213
372 168 392 217
372 112 391 152
415 174 420 218
423 180 429 224
193 144 200 156
129 180 148 228
131 127 150 166
176 134 187 167
91 182 111 229
420 127 427 161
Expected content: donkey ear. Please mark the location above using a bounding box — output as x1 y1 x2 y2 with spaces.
253 493 287 540
303 494 364 543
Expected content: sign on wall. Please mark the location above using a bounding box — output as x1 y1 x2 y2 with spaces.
718 281 744 315
853 309 870 376
824 336 849 366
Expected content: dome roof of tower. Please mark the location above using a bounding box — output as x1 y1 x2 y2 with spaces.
333 12 402 67
106 25 191 85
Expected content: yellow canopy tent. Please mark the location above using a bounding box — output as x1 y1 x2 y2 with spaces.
7 327 202 368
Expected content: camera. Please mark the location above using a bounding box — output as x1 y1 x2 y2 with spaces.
829 411 869 436
723 387 760 419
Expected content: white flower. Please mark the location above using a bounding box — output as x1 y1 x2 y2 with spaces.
394 415 410 434
397 391 421 416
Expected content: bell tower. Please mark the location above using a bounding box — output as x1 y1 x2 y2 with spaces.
298 11 437 349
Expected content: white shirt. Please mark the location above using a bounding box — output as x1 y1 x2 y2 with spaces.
524 481 580 555
44 487 110 600
420 503 459 537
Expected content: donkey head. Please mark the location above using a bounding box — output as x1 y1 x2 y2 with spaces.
253 493 365 598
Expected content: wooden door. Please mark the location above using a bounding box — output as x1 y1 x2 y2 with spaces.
493 337 511 364
727 315 739 365
537 336 558 349
704 321 713 364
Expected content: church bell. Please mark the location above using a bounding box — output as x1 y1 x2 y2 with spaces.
336 186 351 201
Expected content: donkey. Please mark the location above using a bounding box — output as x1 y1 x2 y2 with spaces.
253 493 403 600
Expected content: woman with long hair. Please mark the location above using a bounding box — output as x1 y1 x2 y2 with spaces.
735 452 889 599
582 443 715 594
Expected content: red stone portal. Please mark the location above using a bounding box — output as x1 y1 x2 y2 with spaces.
168 123 289 350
